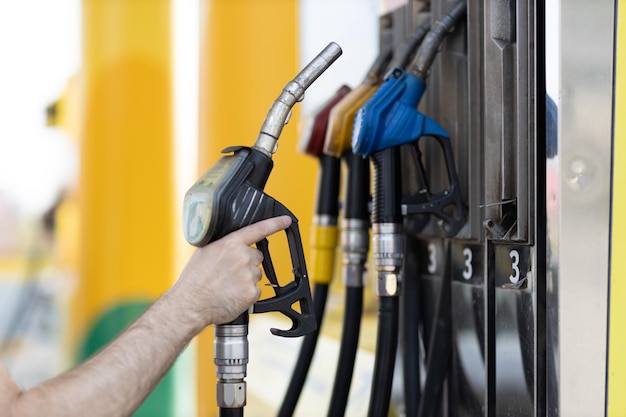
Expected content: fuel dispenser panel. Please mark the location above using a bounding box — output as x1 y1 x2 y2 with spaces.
395 0 544 416
269 0 618 414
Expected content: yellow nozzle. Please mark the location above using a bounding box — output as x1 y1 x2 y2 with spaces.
323 82 380 157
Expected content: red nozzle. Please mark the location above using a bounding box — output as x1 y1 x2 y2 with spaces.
303 85 352 157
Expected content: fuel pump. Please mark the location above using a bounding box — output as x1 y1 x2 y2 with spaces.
276 84 350 417
351 2 467 416
182 42 342 416
321 19 432 417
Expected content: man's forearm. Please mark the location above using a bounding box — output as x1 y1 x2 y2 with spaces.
2 217 291 417
10 288 202 417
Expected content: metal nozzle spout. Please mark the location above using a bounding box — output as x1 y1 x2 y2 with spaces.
254 42 343 155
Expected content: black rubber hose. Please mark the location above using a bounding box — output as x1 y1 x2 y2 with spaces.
417 242 452 417
316 155 342 215
277 283 329 417
367 296 400 417
219 408 243 417
278 150 340 416
327 286 364 416
326 151 370 417
344 152 371 221
367 147 402 417
402 235 422 417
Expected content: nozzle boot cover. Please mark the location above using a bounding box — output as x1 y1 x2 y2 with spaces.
352 68 448 157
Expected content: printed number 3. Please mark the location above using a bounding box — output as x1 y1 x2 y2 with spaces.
462 247 473 280
427 243 437 274
509 249 520 283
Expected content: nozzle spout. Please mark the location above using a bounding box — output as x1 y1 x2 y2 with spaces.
254 42 343 155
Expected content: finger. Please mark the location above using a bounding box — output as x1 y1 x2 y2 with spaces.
232 215 293 246
244 246 264 266
254 248 264 266
252 266 263 283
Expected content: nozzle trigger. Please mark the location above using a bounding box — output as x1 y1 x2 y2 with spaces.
402 135 467 236
250 201 316 337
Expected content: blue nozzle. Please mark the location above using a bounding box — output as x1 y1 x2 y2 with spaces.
352 68 449 157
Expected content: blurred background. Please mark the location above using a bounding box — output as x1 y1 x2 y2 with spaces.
0 0 381 416
3 1 621 417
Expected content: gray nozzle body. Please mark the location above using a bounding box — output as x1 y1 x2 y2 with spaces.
254 42 343 155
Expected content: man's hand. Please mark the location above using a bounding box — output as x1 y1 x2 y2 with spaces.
171 215 293 328
0 215 293 417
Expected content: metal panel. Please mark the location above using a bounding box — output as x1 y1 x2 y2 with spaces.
608 1 626 415
483 0 534 243
450 241 486 417
549 0 615 415
491 242 535 416
389 1 616 416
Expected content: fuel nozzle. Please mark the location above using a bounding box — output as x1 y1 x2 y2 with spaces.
352 0 468 236
183 42 342 414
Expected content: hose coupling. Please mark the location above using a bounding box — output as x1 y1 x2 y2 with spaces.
214 324 249 408
372 222 404 270
372 222 404 296
216 381 246 409
342 218 370 287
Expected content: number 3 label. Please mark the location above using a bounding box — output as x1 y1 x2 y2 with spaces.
462 247 473 280
427 243 437 274
509 249 520 284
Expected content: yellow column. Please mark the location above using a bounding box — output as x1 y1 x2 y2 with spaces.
198 1 316 415
608 1 626 414
77 1 177 415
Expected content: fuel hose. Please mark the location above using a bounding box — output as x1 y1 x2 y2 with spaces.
276 85 349 417
326 151 370 417
365 146 405 417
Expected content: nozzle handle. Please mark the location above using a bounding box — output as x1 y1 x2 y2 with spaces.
352 68 448 156
402 135 467 236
